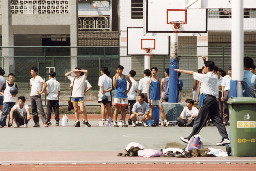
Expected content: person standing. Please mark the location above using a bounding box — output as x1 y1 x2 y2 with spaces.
221 67 232 125
65 67 91 127
9 96 30 128
147 67 168 127
127 70 138 115
113 65 132 127
98 67 112 121
0 73 18 128
175 61 230 146
161 68 169 102
138 69 151 102
44 71 60 126
0 68 6 114
30 67 48 127
243 57 256 97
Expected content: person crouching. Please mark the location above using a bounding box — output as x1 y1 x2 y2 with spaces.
9 96 30 128
177 99 198 127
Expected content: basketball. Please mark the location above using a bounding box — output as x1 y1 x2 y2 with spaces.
10 87 18 95
92 3 97 8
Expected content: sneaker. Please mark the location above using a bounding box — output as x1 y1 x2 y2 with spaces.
122 122 128 127
152 121 157 127
163 120 168 127
82 119 86 125
33 122 40 127
143 122 148 127
114 121 119 127
14 124 20 128
0 125 2 128
132 122 136 127
24 124 28 128
43 122 48 127
128 119 132 125
216 138 230 146
56 121 59 126
47 122 52 126
74 120 80 127
180 137 189 144
84 121 91 127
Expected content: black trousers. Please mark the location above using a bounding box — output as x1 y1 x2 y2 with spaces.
30 95 47 123
13 110 28 126
187 95 228 140
128 100 136 115
223 90 230 123
177 117 194 127
47 100 60 122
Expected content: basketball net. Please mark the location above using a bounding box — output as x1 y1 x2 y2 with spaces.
144 48 153 57
173 23 184 33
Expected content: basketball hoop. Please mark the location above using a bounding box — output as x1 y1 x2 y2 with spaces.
143 48 153 57
172 22 184 33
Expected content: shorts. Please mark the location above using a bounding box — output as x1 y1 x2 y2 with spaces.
98 96 112 103
71 97 84 103
0 96 3 105
150 100 162 106
114 98 128 106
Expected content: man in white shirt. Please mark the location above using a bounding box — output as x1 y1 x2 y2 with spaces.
175 61 230 146
98 67 112 121
65 67 91 127
177 99 198 127
9 96 30 128
138 69 151 102
221 66 232 125
127 70 138 115
30 67 48 127
0 73 18 128
130 94 150 127
44 71 60 126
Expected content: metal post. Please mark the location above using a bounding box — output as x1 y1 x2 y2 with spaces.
168 33 179 103
222 46 225 70
144 54 150 69
44 47 46 106
231 0 244 97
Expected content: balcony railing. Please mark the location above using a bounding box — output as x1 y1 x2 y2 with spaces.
208 8 256 18
11 0 69 14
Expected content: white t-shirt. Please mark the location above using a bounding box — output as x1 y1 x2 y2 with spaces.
46 78 60 100
221 75 231 91
12 104 29 116
69 75 87 98
138 76 150 94
180 106 199 119
127 77 138 100
193 72 219 98
84 80 92 97
30 76 44 96
98 74 112 98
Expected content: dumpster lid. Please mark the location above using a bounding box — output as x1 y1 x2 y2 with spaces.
228 97 256 104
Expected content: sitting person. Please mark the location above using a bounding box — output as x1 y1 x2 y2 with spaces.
130 94 150 127
9 96 30 128
177 99 198 127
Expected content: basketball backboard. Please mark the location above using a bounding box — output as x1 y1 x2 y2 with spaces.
127 27 169 56
146 0 207 33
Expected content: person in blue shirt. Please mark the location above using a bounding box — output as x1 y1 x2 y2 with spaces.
113 65 132 127
244 57 256 97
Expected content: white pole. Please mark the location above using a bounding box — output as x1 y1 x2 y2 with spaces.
144 54 150 69
170 33 178 58
232 0 244 97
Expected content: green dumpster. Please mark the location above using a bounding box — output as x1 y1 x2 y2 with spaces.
228 97 256 157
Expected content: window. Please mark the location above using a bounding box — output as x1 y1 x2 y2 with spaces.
131 0 143 19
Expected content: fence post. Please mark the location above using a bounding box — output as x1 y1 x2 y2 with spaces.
222 46 225 70
44 47 46 106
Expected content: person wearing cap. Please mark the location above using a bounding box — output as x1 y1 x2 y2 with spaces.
42 71 60 126
221 67 231 125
